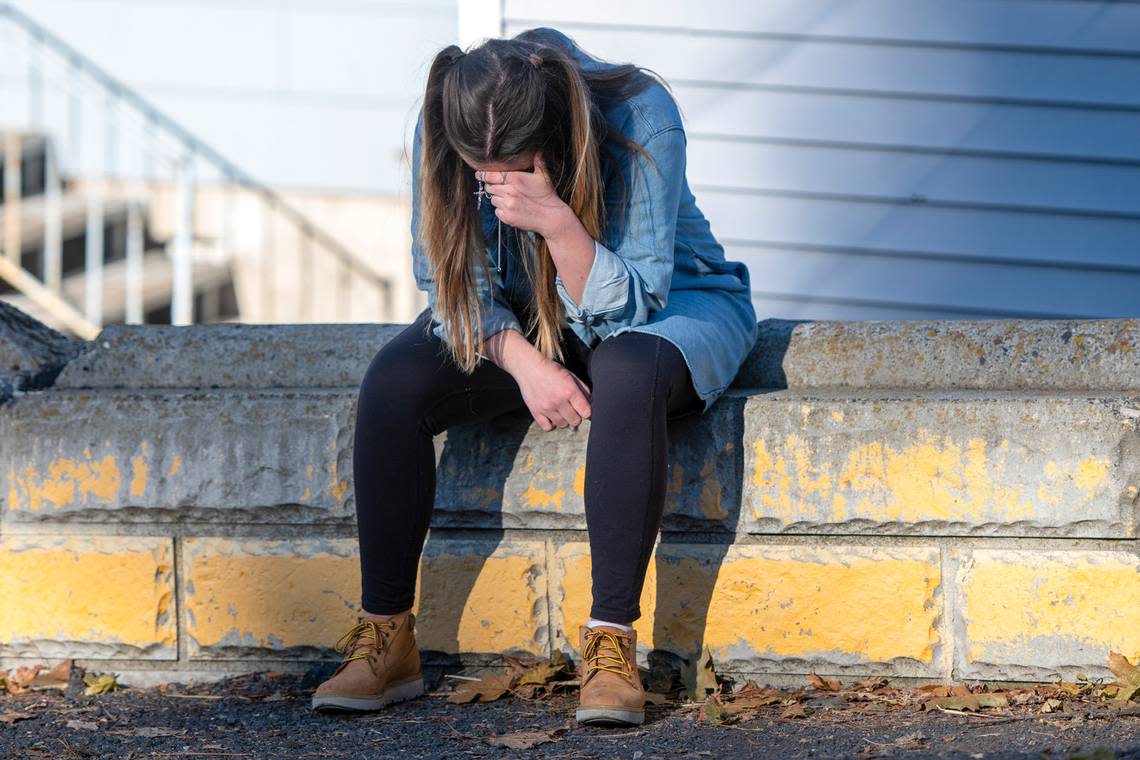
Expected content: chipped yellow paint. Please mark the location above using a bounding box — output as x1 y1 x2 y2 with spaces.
7 453 122 511
1075 458 1110 491
0 537 175 651
751 426 1114 525
130 442 150 498
962 551 1140 664
184 538 362 651
573 464 586 498
556 544 940 664
698 459 727 520
831 410 845 422
167 456 183 477
415 544 546 655
183 538 546 656
329 459 350 503
521 481 565 511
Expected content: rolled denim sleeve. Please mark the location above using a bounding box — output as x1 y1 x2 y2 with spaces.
409 112 523 350
553 126 686 337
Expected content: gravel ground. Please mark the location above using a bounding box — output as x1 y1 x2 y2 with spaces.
1 668 1138 760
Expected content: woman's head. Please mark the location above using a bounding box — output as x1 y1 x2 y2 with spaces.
417 30 668 373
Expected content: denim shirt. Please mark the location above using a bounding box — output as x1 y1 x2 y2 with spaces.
410 27 759 412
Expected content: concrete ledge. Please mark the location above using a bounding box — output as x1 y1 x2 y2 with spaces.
52 316 1140 391
2 305 1139 685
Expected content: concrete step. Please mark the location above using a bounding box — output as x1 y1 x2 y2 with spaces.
45 315 1140 391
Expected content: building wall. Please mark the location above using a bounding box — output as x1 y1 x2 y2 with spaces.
502 0 1140 320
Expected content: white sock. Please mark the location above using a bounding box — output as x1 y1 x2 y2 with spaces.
587 618 633 632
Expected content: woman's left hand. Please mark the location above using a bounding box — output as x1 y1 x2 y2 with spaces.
478 153 576 240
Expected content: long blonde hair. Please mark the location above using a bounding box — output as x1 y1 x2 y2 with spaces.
417 31 671 372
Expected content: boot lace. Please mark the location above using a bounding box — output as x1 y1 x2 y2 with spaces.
334 619 397 663
583 629 632 677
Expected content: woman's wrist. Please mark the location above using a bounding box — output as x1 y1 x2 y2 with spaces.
541 202 589 248
482 327 548 379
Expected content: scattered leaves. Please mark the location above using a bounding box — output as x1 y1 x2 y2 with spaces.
446 652 576 704
0 711 33 724
82 673 119 696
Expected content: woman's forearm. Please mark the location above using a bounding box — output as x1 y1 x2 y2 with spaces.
542 204 596 306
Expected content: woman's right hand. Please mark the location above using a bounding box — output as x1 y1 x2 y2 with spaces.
512 355 592 432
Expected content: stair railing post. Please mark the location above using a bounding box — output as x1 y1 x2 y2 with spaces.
171 148 195 326
260 200 275 323
3 132 21 265
43 137 62 295
83 94 107 328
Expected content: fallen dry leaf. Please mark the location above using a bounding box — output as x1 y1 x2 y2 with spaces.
807 672 842 692
703 699 739 726
446 673 514 704
691 647 720 701
65 719 99 731
107 727 186 737
922 692 1009 712
484 727 567 749
781 702 808 719
83 673 118 696
29 659 72 691
1108 651 1140 703
0 711 34 724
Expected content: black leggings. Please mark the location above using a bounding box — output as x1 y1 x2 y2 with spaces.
352 306 704 623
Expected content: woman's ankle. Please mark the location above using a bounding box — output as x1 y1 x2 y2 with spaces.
361 608 412 623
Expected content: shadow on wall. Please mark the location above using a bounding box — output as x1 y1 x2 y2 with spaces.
412 320 801 677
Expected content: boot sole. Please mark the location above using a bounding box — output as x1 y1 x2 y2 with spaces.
311 677 425 713
575 706 645 726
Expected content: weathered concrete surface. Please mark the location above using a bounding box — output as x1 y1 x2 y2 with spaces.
5 312 1140 685
434 397 746 531
7 386 1136 539
0 301 83 403
737 317 1140 390
1 390 355 521
0 536 176 660
181 537 548 659
52 317 1140 391
955 547 1140 681
743 390 1140 537
552 541 944 678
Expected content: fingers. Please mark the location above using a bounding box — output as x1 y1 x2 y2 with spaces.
569 391 591 422
534 412 554 432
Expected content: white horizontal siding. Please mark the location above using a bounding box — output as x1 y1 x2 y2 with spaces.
504 0 1140 320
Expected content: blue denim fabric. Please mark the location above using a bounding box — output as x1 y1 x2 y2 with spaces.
410 27 759 412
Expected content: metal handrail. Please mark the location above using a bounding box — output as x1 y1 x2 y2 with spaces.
0 1 393 329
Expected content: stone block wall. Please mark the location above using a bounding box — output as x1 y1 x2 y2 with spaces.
1 301 1138 687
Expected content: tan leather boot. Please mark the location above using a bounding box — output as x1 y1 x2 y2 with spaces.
575 624 645 726
310 611 424 712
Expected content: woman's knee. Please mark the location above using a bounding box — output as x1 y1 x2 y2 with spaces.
588 331 679 401
356 323 440 424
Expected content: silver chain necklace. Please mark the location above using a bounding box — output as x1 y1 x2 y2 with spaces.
473 177 503 273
